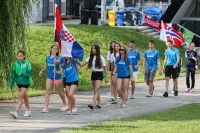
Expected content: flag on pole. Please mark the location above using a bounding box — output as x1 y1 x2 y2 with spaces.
160 21 184 47
183 28 194 44
54 4 84 61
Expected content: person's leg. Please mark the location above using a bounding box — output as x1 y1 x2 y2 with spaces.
122 78 129 105
145 68 150 95
148 81 153 94
68 85 77 111
186 68 190 90
110 71 114 99
44 79 53 111
165 77 170 92
130 72 137 98
55 81 67 108
23 90 30 111
116 78 123 103
16 88 27 112
91 80 102 106
113 73 118 102
148 69 156 95
190 68 195 90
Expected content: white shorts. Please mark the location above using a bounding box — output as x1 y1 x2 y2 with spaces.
132 71 138 81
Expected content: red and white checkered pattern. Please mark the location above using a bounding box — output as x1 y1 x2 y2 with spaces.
63 31 75 42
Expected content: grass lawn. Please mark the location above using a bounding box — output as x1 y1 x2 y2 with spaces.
0 24 196 100
59 103 200 133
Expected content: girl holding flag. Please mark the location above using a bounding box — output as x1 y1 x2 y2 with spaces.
80 45 108 109
39 45 67 113
54 54 78 115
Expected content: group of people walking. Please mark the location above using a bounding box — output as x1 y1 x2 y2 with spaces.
9 40 198 119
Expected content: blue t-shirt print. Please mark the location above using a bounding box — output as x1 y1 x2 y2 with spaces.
144 50 160 69
128 50 140 72
46 56 61 80
115 57 132 77
61 57 78 78
165 48 180 66
62 61 78 83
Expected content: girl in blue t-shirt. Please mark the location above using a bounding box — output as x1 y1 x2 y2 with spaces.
39 45 67 113
54 54 78 115
112 46 133 108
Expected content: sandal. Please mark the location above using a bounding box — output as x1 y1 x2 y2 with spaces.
60 106 68 111
130 95 135 99
88 104 94 110
111 101 117 104
71 108 77 115
41 108 48 113
66 105 70 110
95 105 101 109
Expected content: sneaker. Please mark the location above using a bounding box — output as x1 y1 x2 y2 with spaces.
174 90 178 96
171 91 174 94
163 92 168 97
10 111 18 119
24 110 31 117
109 97 114 101
185 88 190 92
146 94 152 97
151 86 154 95
190 89 194 93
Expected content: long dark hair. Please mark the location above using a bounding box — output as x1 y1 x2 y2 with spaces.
118 46 128 63
50 45 59 57
109 41 116 54
63 57 72 67
88 45 102 69
114 43 121 58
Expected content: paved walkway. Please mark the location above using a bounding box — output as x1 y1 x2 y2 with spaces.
0 75 200 133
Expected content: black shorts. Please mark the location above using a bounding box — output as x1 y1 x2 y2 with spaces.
109 64 111 71
17 84 29 89
63 77 67 86
65 80 78 87
91 71 103 81
118 75 130 79
165 66 177 79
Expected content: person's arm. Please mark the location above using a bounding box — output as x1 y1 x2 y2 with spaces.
142 59 146 74
103 66 108 83
53 67 64 74
54 58 60 64
173 55 180 68
21 62 32 78
39 64 48 76
135 60 141 68
112 64 117 76
163 56 167 73
157 58 162 75
185 51 193 60
78 61 87 67
9 64 16 89
135 51 141 68
195 52 198 70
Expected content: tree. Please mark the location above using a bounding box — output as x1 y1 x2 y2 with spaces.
0 0 39 84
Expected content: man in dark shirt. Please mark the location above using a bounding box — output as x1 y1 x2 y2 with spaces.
185 42 198 92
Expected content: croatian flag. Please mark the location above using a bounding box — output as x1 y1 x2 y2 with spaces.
160 21 184 47
54 4 84 61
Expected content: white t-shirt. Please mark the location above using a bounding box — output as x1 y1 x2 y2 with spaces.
110 53 119 63
86 55 106 71
107 51 111 61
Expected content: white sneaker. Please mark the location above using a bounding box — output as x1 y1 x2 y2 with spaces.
24 110 31 117
10 111 18 119
171 91 174 94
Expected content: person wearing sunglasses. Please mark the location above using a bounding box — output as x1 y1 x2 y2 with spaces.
112 46 133 108
142 40 162 97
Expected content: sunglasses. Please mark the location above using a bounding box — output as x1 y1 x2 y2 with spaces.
119 49 124 51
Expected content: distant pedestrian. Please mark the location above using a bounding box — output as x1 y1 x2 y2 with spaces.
185 43 198 92
9 50 32 119
39 45 67 113
54 54 78 115
163 40 180 97
128 40 141 99
142 40 162 97
112 46 133 108
110 42 121 104
107 41 116 101
80 44 108 110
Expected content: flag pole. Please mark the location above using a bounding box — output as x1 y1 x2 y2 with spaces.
177 24 200 38
54 4 56 90
161 20 168 45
